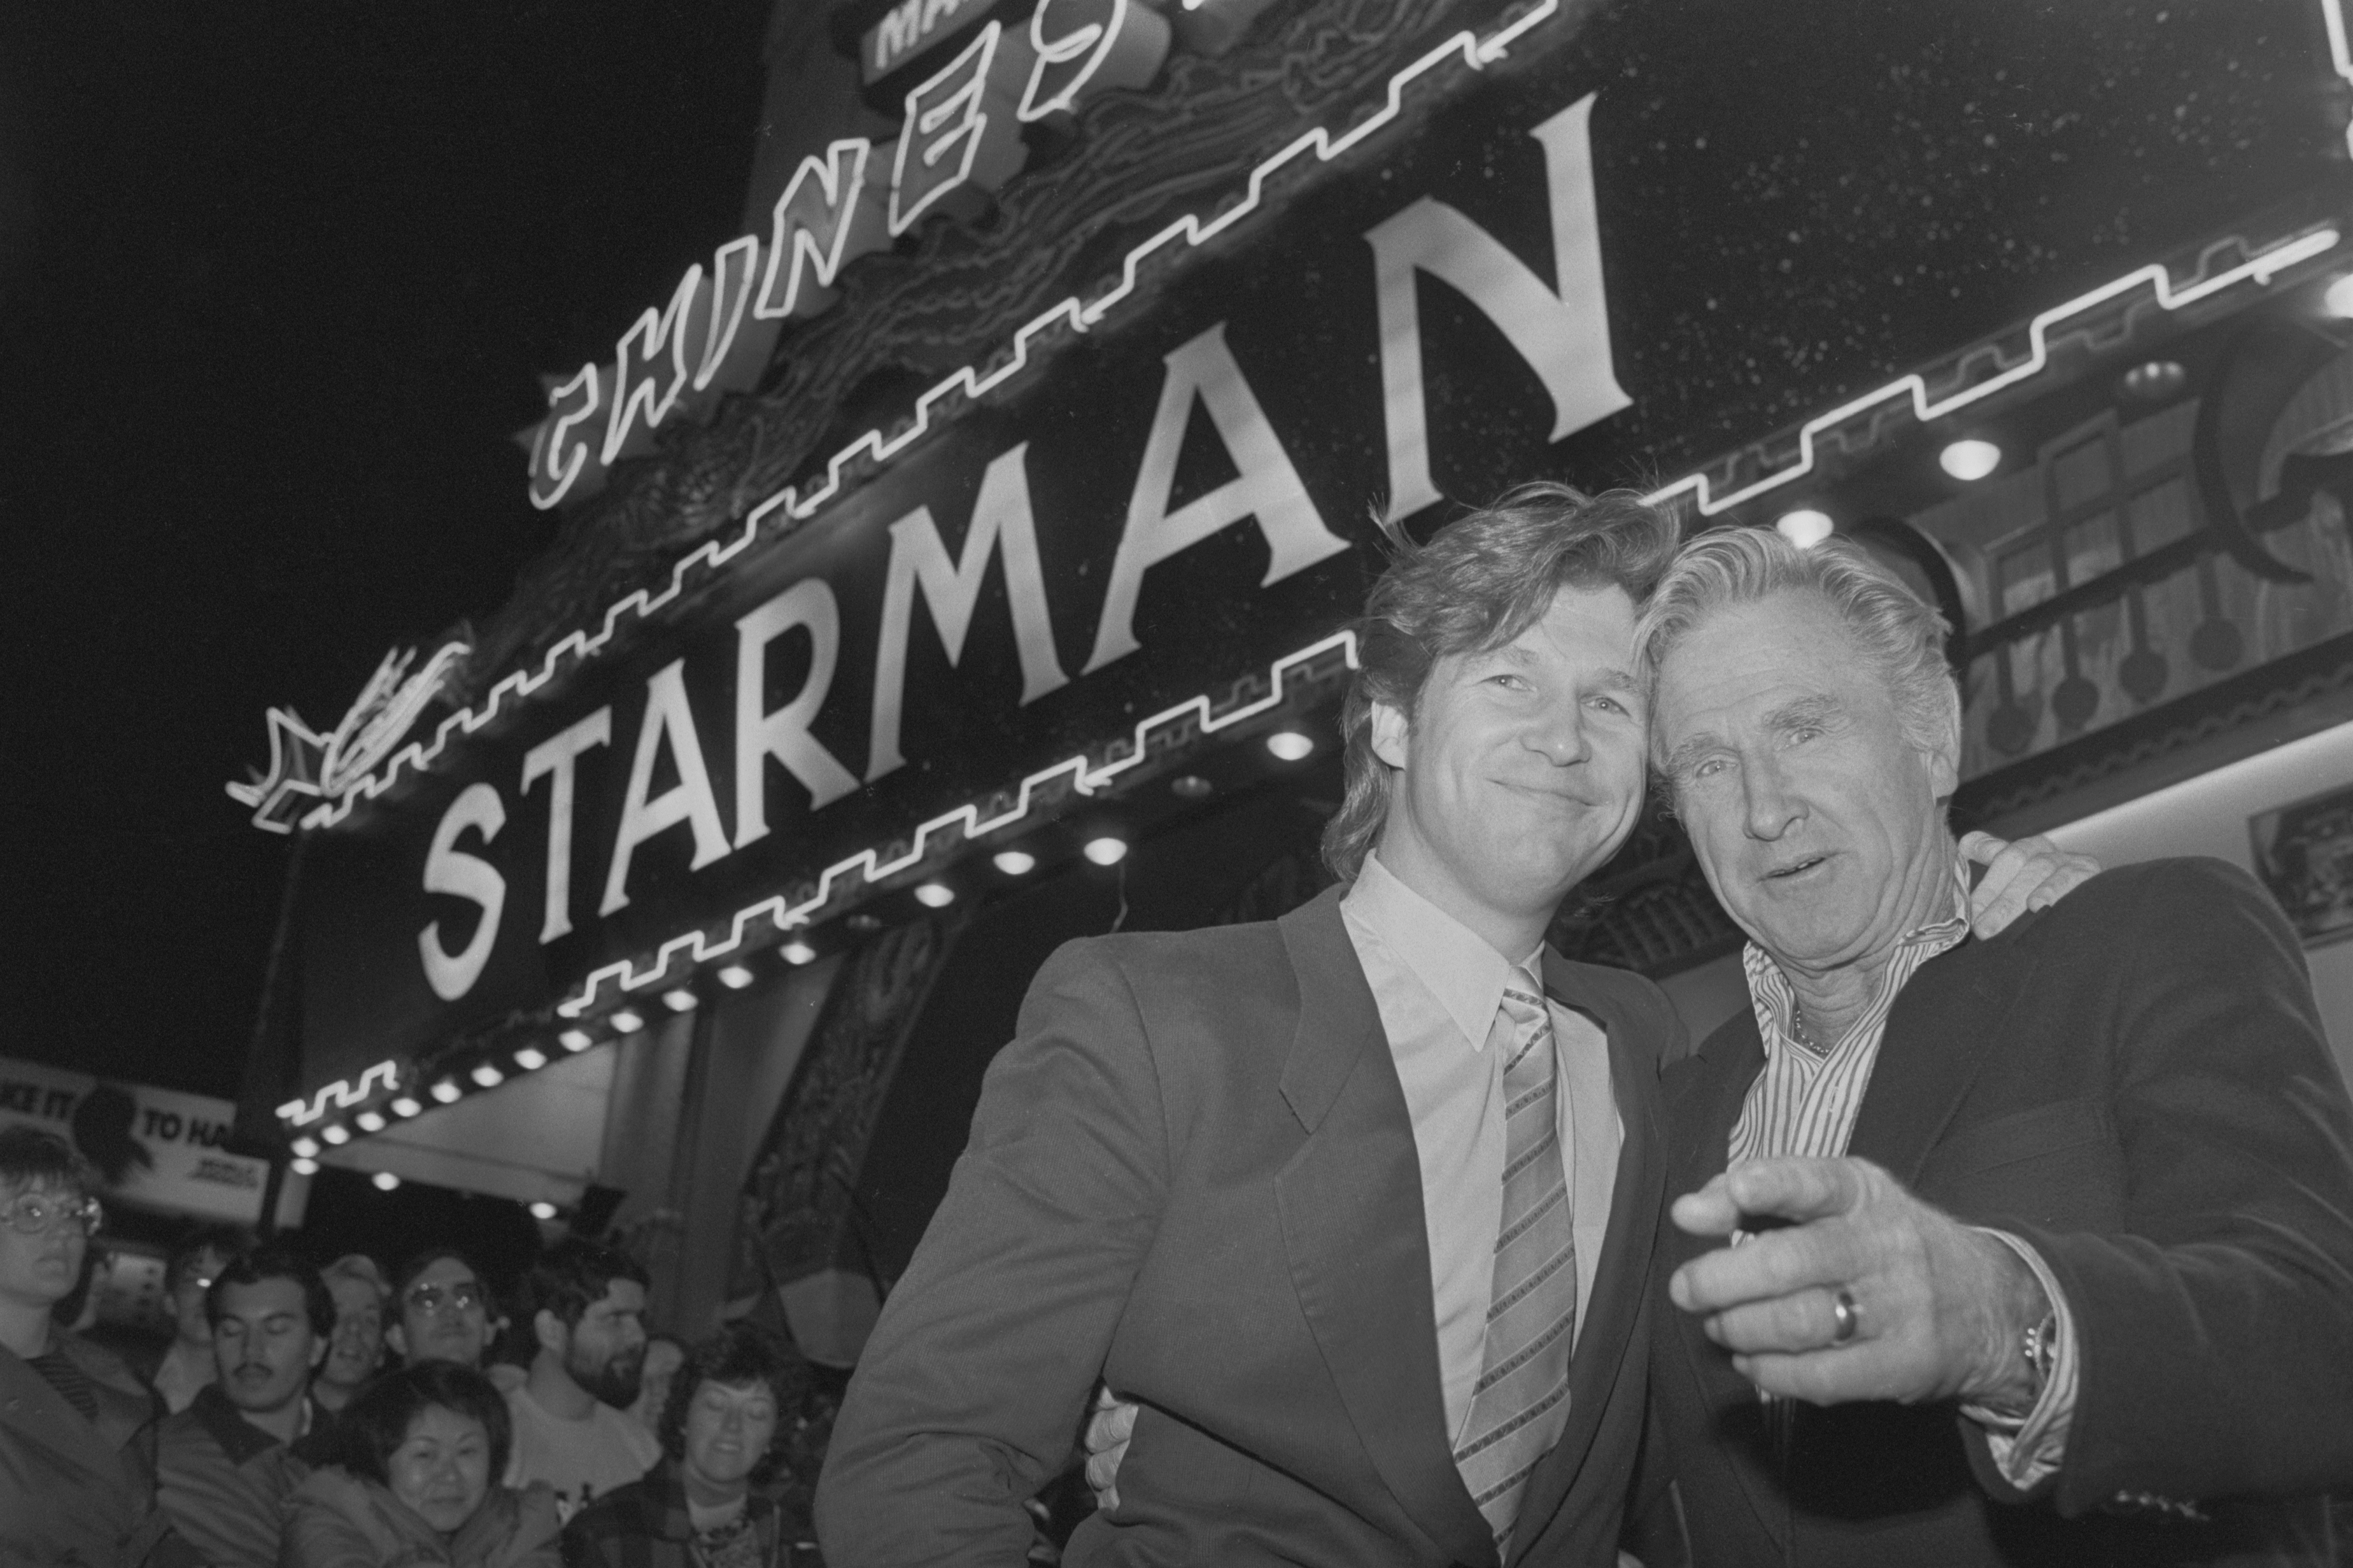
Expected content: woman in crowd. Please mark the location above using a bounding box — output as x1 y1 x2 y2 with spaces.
562 1324 810 1568
281 1360 560 1568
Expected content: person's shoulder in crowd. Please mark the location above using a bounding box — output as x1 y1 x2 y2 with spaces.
453 1480 563 1568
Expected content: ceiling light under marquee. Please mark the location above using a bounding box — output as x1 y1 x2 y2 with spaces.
1774 509 1835 549
513 1047 548 1071
1084 836 1129 866
470 1064 504 1089
355 1111 386 1133
914 882 956 908
2324 273 2353 319
1938 439 2002 481
558 1029 592 1052
611 1009 646 1033
321 1125 351 1145
781 940 817 965
528 1201 558 1220
371 1171 400 1192
718 964 754 989
290 1157 319 1176
431 1080 462 1104
663 989 698 1012
291 1137 320 1159
993 849 1036 876
390 1097 422 1118
1265 731 1314 762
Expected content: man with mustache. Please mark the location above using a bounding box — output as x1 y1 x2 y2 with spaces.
502 1238 658 1516
817 485 2086 1566
1637 528 2353 1564
155 1245 336 1568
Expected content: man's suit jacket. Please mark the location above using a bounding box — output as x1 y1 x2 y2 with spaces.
1644 858 2353 1567
1 1331 196 1567
816 884 1680 1567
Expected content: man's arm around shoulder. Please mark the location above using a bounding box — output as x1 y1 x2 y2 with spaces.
816 938 1173 1567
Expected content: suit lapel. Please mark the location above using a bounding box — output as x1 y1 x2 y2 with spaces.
1844 938 2005 1185
1502 959 1665 1561
1271 889 1497 1568
0 1343 139 1501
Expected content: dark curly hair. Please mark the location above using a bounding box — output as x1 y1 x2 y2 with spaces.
206 1243 335 1339
330 1360 513 1488
658 1324 809 1488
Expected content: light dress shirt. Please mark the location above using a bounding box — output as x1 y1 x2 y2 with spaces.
1729 854 2077 1487
1341 852 1622 1444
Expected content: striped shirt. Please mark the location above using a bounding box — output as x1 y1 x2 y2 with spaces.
1730 856 2076 1486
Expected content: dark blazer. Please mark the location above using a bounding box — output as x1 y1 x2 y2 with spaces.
1644 858 2353 1567
816 885 1680 1567
1 1330 199 1567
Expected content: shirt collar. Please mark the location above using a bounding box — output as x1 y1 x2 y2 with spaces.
1744 851 1971 1045
1343 851 1546 1050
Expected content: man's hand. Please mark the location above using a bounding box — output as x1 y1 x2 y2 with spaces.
1082 1384 1137 1512
1668 1157 2047 1409
1960 831 2099 938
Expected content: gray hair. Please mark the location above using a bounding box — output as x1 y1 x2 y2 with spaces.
1633 527 1961 784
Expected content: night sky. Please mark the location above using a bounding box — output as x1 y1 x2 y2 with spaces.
2 3 773 1097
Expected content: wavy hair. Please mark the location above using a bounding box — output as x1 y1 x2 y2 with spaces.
1632 527 1961 794
1321 483 1682 882
658 1323 808 1488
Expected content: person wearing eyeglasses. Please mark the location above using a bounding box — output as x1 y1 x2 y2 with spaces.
149 1224 249 1415
388 1250 507 1372
0 1125 201 1567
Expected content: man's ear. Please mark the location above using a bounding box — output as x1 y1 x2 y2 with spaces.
1369 697 1410 772
533 1308 565 1357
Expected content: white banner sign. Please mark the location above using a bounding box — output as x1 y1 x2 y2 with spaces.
0 1056 267 1225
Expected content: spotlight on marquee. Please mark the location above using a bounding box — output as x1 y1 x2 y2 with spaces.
513 1047 548 1071
780 940 819 966
355 1111 386 1133
470 1064 505 1089
1265 731 1315 762
1774 509 1835 549
1085 836 1129 867
390 1097 422 1119
291 1137 320 1159
558 1029 593 1052
718 964 754 989
371 1171 401 1192
611 1009 647 1034
663 989 698 1013
993 849 1037 876
322 1125 351 1146
528 1201 559 1221
290 1157 320 1176
914 882 956 908
1938 439 2002 481
431 1080 462 1105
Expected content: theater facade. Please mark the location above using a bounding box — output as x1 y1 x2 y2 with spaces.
237 0 2353 1350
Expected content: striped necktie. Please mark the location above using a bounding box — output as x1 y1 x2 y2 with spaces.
1452 969 1578 1553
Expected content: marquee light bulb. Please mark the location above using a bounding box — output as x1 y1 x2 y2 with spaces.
355 1111 386 1133
2325 273 2353 319
371 1171 401 1192
431 1080 462 1104
471 1064 505 1089
718 964 754 989
513 1047 548 1071
1265 730 1314 762
1774 509 1834 549
390 1097 422 1119
1084 836 1129 866
528 1201 558 1221
611 1009 646 1033
290 1157 319 1176
321 1125 351 1146
1938 438 2002 481
993 849 1036 876
914 882 956 908
558 1029 592 1052
290 1137 320 1159
781 940 817 966
663 989 698 1013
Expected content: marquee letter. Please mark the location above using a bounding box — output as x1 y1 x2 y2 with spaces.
735 579 860 848
526 364 607 511
600 662 730 916
868 442 1069 781
603 265 703 465
753 140 890 321
691 236 765 394
889 23 1025 236
520 707 611 943
1364 93 1628 523
418 783 507 1002
1018 0 1169 124
1084 322 1346 674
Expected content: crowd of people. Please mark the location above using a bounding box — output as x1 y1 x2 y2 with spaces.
0 1126 827 1568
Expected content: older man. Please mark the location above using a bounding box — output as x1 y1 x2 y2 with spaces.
1637 528 2353 1564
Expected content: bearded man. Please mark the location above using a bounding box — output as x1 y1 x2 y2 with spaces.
502 1238 657 1516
